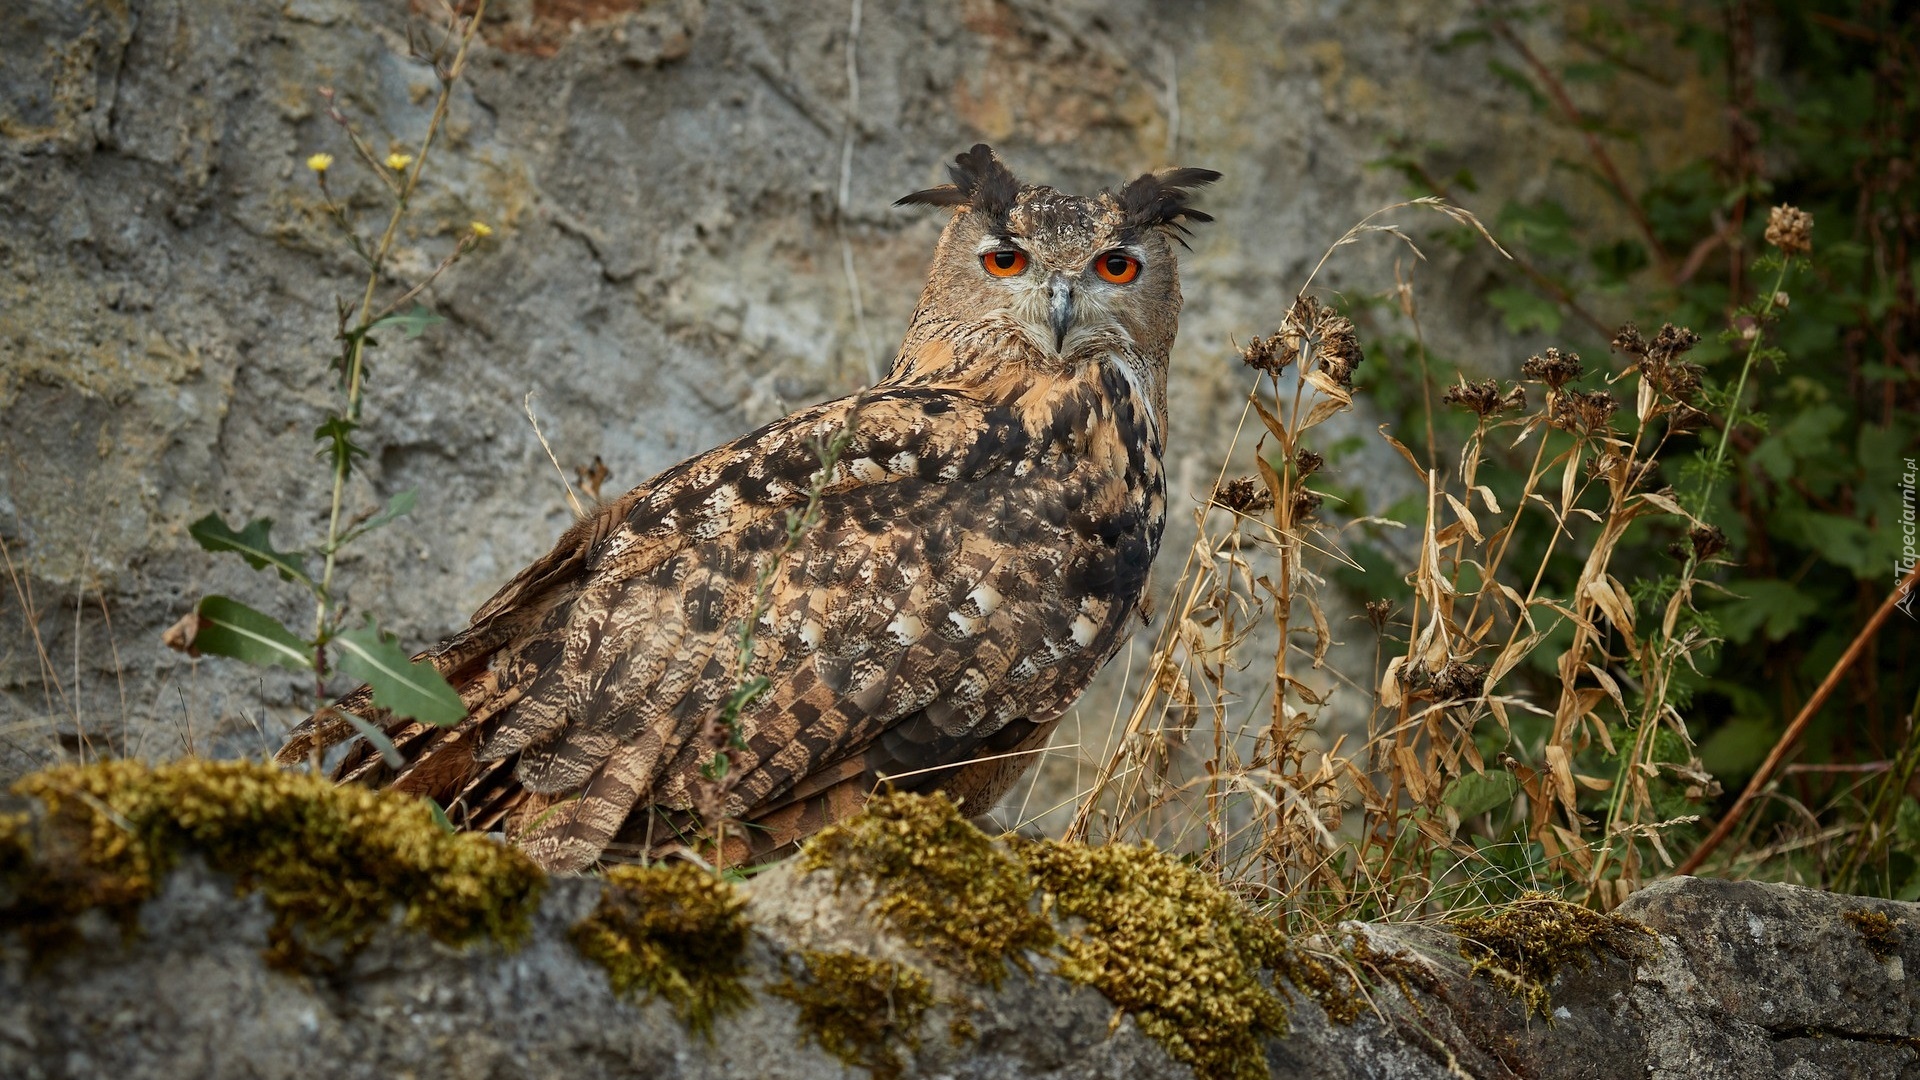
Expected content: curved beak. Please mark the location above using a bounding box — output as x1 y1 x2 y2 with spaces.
1048 273 1074 352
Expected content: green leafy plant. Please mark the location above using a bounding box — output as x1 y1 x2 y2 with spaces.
1071 0 1918 924
165 1 499 743
1349 1 1918 900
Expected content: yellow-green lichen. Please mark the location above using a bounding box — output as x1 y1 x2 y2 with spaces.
570 862 752 1035
771 949 934 1080
1843 908 1900 962
0 759 545 967
800 791 1055 986
1019 839 1291 1080
1449 892 1652 1015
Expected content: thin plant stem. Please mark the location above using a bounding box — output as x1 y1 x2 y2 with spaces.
1679 559 1920 875
313 0 488 647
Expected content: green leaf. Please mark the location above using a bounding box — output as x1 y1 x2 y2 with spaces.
1443 771 1520 818
1497 199 1581 259
1485 59 1547 110
189 514 311 585
1749 434 1796 483
1486 286 1565 336
334 708 404 769
1697 713 1775 780
189 595 313 671
1714 579 1819 644
336 489 418 549
334 621 465 725
1777 508 1880 578
1860 363 1914 383
1895 796 1920 849
367 304 444 340
314 415 368 477
1590 239 1648 283
1858 423 1908 475
425 799 456 834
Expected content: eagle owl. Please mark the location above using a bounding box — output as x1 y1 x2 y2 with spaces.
277 145 1219 872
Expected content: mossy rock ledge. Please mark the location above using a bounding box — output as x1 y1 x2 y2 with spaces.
3 763 1917 1080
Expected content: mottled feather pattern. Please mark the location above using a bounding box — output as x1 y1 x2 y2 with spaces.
277 145 1212 872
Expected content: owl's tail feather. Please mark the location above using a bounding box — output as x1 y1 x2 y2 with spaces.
586 775 873 872
271 637 510 797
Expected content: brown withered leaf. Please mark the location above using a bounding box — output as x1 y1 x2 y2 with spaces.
162 611 204 657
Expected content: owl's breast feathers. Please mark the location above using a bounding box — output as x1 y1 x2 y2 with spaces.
277 339 1163 872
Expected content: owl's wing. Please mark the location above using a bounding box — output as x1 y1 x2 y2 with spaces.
278 386 1144 872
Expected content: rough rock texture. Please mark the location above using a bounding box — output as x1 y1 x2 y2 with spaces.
3 856 1914 1080
0 0 1723 809
1616 878 1920 1079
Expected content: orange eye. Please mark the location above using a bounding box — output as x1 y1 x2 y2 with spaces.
982 249 1028 277
1094 251 1140 284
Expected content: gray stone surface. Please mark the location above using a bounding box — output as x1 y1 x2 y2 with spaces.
1618 877 1920 1079
0 0 1719 814
4 858 1915 1079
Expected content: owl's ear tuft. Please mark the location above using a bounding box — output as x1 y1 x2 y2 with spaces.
1118 166 1222 247
894 144 1023 225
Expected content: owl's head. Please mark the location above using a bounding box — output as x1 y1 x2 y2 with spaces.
895 145 1219 374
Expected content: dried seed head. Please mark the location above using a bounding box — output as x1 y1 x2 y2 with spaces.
1443 379 1500 416
1240 333 1295 375
1364 599 1393 631
1282 295 1364 389
1666 403 1710 436
1281 294 1319 335
1290 488 1323 520
1315 314 1364 389
1442 378 1527 418
1293 448 1324 479
1211 475 1275 514
1764 204 1813 256
1549 389 1618 433
1521 347 1583 390
1657 362 1703 401
1579 390 1618 428
1432 661 1489 702
1646 323 1701 365
1625 323 1704 402
1611 323 1648 358
1689 524 1728 561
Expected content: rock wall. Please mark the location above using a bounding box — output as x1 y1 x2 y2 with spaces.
0 1 1723 807
2 763 1913 1079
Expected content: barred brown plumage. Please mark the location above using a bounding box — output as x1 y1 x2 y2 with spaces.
276 145 1218 872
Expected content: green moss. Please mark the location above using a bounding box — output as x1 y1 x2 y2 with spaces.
946 1012 978 1046
1019 839 1290 1080
770 949 933 1079
1 759 545 967
800 791 1054 986
1843 908 1900 962
1449 892 1652 1015
570 862 752 1034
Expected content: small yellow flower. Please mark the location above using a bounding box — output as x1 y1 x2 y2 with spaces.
470 220 494 238
306 153 334 173
386 152 414 172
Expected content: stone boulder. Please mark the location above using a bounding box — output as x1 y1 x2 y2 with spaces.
2 760 1914 1079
